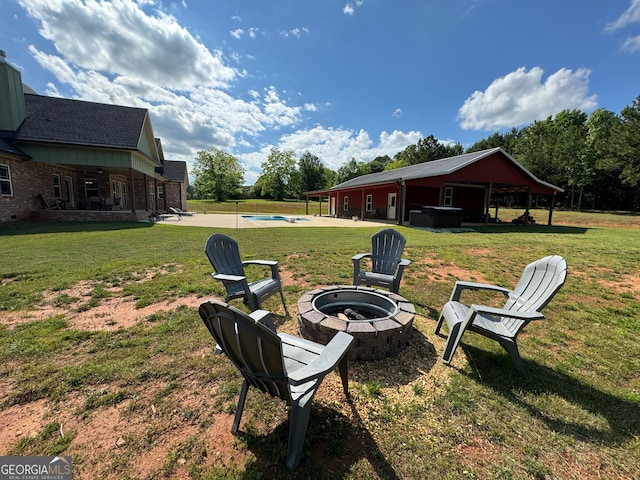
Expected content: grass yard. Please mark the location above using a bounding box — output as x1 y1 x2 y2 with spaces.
1 210 640 479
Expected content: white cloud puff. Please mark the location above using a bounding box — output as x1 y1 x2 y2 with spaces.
457 66 598 130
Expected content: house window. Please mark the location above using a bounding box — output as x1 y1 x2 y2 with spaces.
366 194 373 212
150 184 156 205
0 164 13 196
343 196 349 211
53 175 62 199
84 178 98 198
112 180 117 199
157 185 164 200
443 187 453 206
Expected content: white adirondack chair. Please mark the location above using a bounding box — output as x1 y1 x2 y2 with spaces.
435 255 567 372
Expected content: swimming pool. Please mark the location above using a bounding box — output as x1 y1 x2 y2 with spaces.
242 215 308 222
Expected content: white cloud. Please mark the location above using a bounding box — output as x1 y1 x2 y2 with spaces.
343 4 355 15
604 0 640 32
237 126 423 184
230 28 243 39
457 66 598 130
605 0 640 52
392 108 402 118
19 0 236 90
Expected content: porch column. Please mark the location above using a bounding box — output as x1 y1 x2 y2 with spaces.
484 183 493 225
399 180 406 226
129 168 136 214
360 189 365 221
548 192 556 226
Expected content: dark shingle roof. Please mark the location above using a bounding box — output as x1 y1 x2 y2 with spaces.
0 132 30 158
17 94 147 149
162 160 188 183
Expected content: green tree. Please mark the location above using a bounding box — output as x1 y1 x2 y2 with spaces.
467 128 520 155
393 135 463 167
613 95 640 187
261 147 297 200
192 148 245 201
336 158 369 184
298 151 327 194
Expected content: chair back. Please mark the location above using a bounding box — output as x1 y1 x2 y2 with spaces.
205 234 246 297
370 229 406 276
505 255 567 314
199 301 292 403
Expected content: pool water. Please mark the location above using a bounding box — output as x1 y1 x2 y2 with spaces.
242 215 308 222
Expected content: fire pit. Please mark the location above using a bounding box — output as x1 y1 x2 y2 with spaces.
297 286 415 361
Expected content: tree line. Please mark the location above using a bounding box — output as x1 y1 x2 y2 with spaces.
190 94 640 211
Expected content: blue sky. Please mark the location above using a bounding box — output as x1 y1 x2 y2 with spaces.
1 0 639 184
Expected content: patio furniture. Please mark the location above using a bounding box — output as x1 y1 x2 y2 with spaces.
205 233 289 315
169 206 195 216
435 255 567 372
199 300 354 470
352 228 410 294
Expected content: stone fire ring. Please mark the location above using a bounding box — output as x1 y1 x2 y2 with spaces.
297 285 415 361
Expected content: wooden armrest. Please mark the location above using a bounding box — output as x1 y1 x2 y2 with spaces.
352 253 371 261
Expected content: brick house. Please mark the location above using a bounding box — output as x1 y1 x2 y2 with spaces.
0 50 188 223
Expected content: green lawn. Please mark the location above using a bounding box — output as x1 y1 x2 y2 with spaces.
1 210 639 479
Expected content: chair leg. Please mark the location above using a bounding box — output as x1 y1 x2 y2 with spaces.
286 403 312 470
434 313 445 335
498 339 525 373
279 286 289 316
231 380 249 434
337 356 350 397
441 320 464 364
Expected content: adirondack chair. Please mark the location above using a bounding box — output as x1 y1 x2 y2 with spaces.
435 255 567 372
205 233 289 315
352 228 411 294
199 300 354 470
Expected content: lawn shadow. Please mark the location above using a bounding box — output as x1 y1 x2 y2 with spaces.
240 402 401 479
0 220 153 236
460 345 640 445
471 224 589 234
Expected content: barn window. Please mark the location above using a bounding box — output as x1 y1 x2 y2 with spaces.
366 194 373 212
443 187 453 206
343 196 349 211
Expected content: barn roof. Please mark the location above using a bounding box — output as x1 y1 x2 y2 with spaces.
317 147 562 193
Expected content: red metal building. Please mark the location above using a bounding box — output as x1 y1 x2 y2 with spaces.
305 148 563 226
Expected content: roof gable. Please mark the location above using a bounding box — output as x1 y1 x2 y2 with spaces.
17 94 147 150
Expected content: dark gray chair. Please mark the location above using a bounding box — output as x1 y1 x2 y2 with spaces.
205 233 288 315
352 228 410 294
199 300 354 470
435 255 567 372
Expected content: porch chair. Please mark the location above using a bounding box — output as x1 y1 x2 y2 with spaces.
352 228 411 294
435 255 567 372
199 300 354 470
169 206 195 216
205 233 289 315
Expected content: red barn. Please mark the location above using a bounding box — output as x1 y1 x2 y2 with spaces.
305 148 563 226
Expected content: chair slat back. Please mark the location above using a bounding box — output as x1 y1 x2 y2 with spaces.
505 255 567 314
205 234 248 297
199 301 292 402
370 229 406 275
